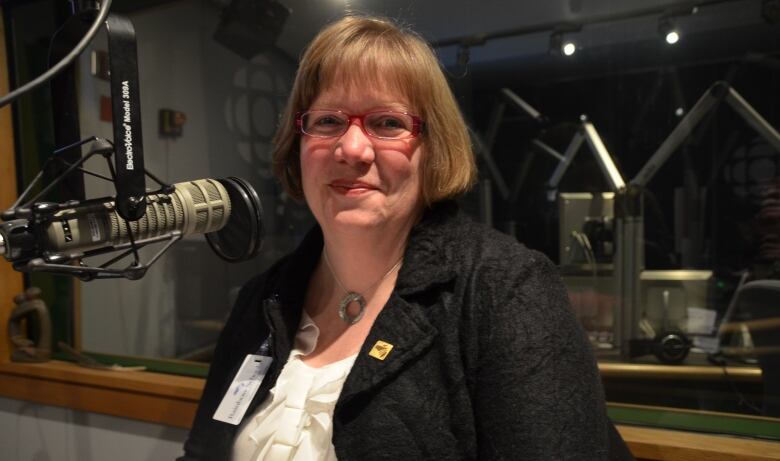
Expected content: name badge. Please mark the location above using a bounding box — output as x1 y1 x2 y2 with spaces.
213 354 273 425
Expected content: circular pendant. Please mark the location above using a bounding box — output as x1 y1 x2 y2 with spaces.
338 292 366 325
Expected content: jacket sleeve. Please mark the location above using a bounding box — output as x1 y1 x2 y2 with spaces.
472 249 609 461
177 273 270 461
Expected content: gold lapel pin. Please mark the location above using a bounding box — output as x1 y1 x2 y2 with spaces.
368 340 394 361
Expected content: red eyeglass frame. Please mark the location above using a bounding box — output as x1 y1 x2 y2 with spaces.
294 110 425 139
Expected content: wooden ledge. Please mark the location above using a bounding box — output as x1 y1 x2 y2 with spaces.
1 360 779 460
617 425 780 461
599 362 761 381
0 360 204 428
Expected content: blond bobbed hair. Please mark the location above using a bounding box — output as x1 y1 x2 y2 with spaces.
272 16 476 206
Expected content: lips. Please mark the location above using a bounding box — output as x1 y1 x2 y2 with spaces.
329 179 379 195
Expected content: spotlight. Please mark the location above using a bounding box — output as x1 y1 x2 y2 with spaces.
550 31 578 57
658 19 680 45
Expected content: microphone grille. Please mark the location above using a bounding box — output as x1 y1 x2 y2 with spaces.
104 179 229 246
172 193 185 225
185 183 206 205
146 201 159 233
175 179 231 236
108 191 186 243
177 180 230 235
212 206 225 223
196 208 208 231
206 184 222 201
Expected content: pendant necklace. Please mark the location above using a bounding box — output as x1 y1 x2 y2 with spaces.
322 248 403 325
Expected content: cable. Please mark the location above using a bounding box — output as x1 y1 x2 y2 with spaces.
571 229 597 273
708 352 764 415
0 0 113 108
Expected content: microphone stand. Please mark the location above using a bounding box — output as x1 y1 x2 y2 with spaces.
2 136 179 280
2 5 180 281
4 1 264 280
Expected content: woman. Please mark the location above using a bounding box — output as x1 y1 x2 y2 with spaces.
181 16 611 460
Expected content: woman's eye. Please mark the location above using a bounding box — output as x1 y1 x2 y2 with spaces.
381 118 404 128
315 116 344 126
372 116 407 130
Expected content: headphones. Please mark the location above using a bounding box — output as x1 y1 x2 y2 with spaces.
629 331 692 364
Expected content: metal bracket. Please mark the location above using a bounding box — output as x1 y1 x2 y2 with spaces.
631 81 780 188
47 10 147 220
546 117 626 199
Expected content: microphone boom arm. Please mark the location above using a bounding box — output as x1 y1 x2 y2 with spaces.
1 136 181 280
17 231 183 281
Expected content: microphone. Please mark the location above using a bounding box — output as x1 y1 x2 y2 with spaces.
1 177 264 279
44 178 230 253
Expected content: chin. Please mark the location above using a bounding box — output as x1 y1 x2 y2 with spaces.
329 208 387 229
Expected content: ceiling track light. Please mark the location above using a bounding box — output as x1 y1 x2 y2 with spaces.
658 18 680 45
562 41 577 56
549 30 578 57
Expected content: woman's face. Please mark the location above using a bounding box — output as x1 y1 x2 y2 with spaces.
299 83 424 234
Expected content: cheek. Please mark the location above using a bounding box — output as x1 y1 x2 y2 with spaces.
301 137 335 158
299 138 330 178
388 146 423 194
408 144 424 178
394 138 422 160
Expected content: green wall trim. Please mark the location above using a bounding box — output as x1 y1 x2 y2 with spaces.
52 351 209 378
608 404 780 440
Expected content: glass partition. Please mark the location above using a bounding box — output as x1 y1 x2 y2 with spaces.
456 0 779 427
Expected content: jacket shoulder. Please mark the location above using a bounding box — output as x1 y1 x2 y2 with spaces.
444 211 575 329
446 210 555 277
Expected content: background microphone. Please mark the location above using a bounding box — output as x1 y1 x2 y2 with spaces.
1 177 264 278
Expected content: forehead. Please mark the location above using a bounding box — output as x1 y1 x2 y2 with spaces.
310 80 414 113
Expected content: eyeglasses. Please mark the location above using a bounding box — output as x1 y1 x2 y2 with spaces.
296 110 424 140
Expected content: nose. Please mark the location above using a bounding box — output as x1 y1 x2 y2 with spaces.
335 122 375 165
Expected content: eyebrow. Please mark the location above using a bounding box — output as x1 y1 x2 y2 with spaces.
308 104 413 114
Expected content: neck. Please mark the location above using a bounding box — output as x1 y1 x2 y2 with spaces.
321 222 410 292
305 212 418 323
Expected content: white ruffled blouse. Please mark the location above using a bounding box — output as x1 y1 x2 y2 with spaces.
231 312 357 461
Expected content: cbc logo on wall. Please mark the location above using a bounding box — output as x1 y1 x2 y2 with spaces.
224 56 292 180
723 135 779 204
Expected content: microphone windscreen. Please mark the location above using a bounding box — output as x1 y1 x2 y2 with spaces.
206 177 264 262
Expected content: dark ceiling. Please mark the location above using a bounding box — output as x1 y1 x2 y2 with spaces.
113 0 778 86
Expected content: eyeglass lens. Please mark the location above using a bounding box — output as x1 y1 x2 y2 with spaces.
301 111 416 139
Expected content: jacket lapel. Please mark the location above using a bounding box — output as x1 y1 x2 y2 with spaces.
339 202 461 402
338 292 439 404
264 224 324 360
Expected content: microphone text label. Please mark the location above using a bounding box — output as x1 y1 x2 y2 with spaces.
121 81 134 171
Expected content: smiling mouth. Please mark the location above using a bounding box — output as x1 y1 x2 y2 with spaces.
329 181 378 195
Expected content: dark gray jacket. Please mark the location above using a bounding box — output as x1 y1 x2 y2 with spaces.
180 202 610 460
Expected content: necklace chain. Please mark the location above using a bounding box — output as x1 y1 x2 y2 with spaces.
322 248 403 325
